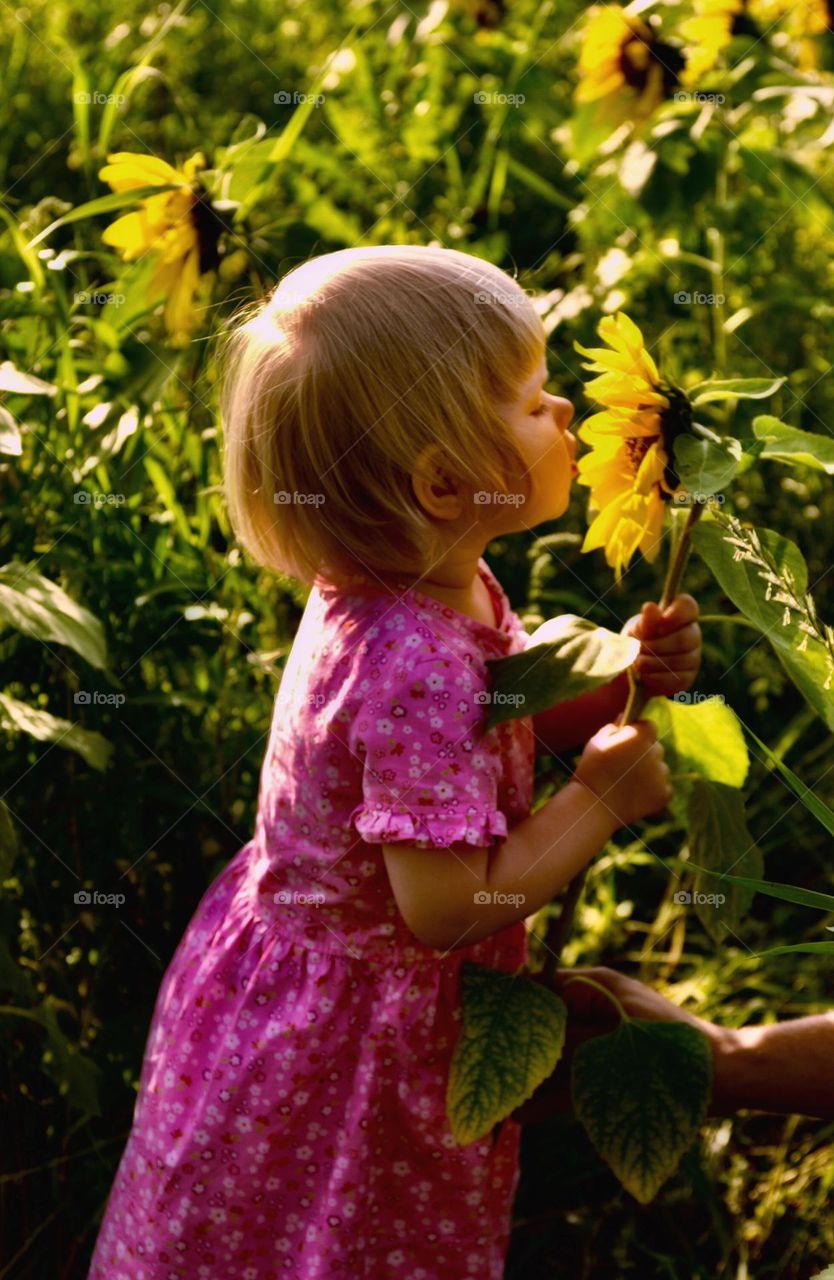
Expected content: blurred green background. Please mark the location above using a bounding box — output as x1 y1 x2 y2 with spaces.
1 0 833 1275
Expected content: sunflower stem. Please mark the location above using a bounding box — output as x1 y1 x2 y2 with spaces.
708 135 730 377
621 502 704 725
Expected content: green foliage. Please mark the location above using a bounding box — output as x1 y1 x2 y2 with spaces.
693 517 834 728
1 0 833 1273
571 1019 712 1205
484 616 639 728
447 962 567 1145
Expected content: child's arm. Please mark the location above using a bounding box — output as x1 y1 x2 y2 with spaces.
533 671 629 755
383 718 671 952
532 595 703 755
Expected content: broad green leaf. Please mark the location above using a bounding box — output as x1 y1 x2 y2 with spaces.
447 963 567 1145
643 695 749 828
687 780 764 943
572 1020 712 1203
693 519 834 730
673 434 743 498
33 998 102 1116
0 693 112 771
688 377 785 406
689 863 834 913
0 362 57 396
483 616 640 728
0 561 108 669
742 723 834 837
752 415 834 475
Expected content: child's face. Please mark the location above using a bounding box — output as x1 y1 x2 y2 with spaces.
496 353 577 530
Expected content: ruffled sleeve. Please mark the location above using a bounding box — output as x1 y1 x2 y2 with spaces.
347 655 508 850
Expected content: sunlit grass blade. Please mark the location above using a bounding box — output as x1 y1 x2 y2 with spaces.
743 723 834 838
688 863 834 913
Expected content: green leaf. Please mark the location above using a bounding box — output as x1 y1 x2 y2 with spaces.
686 780 764 943
33 998 102 1116
0 694 112 771
643 695 749 828
692 519 834 730
25 186 181 250
0 406 22 456
742 723 834 838
447 963 567 1145
0 798 19 877
0 361 57 396
689 863 834 914
571 1020 712 1204
483 616 639 728
0 561 108 669
672 434 743 498
752 415 834 475
688 377 785 406
757 942 834 958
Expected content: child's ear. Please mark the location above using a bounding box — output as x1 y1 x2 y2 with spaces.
411 445 465 520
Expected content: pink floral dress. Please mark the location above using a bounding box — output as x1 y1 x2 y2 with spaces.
88 557 535 1280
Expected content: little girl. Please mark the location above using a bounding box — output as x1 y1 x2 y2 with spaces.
88 246 700 1280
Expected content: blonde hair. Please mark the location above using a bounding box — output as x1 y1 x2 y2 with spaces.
219 244 545 588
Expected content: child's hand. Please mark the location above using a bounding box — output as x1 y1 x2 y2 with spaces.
621 593 702 698
573 718 672 829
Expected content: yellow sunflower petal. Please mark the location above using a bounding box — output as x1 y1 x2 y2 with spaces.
98 152 184 191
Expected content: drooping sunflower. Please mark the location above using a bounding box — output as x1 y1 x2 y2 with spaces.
679 0 741 83
574 313 692 582
576 5 686 121
98 151 224 347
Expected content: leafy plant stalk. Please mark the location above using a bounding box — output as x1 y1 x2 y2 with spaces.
541 502 704 982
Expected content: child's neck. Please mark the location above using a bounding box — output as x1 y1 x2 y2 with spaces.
406 552 497 627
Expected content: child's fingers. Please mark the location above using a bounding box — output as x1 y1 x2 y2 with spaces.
636 651 700 675
638 621 702 656
654 594 699 632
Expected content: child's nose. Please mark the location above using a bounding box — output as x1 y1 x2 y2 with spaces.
550 396 574 431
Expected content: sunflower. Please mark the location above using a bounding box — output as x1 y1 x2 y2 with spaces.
574 313 692 582
576 5 686 122
679 0 742 83
98 151 223 347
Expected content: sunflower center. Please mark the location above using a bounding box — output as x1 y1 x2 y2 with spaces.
625 436 654 471
620 33 685 94
658 384 693 497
